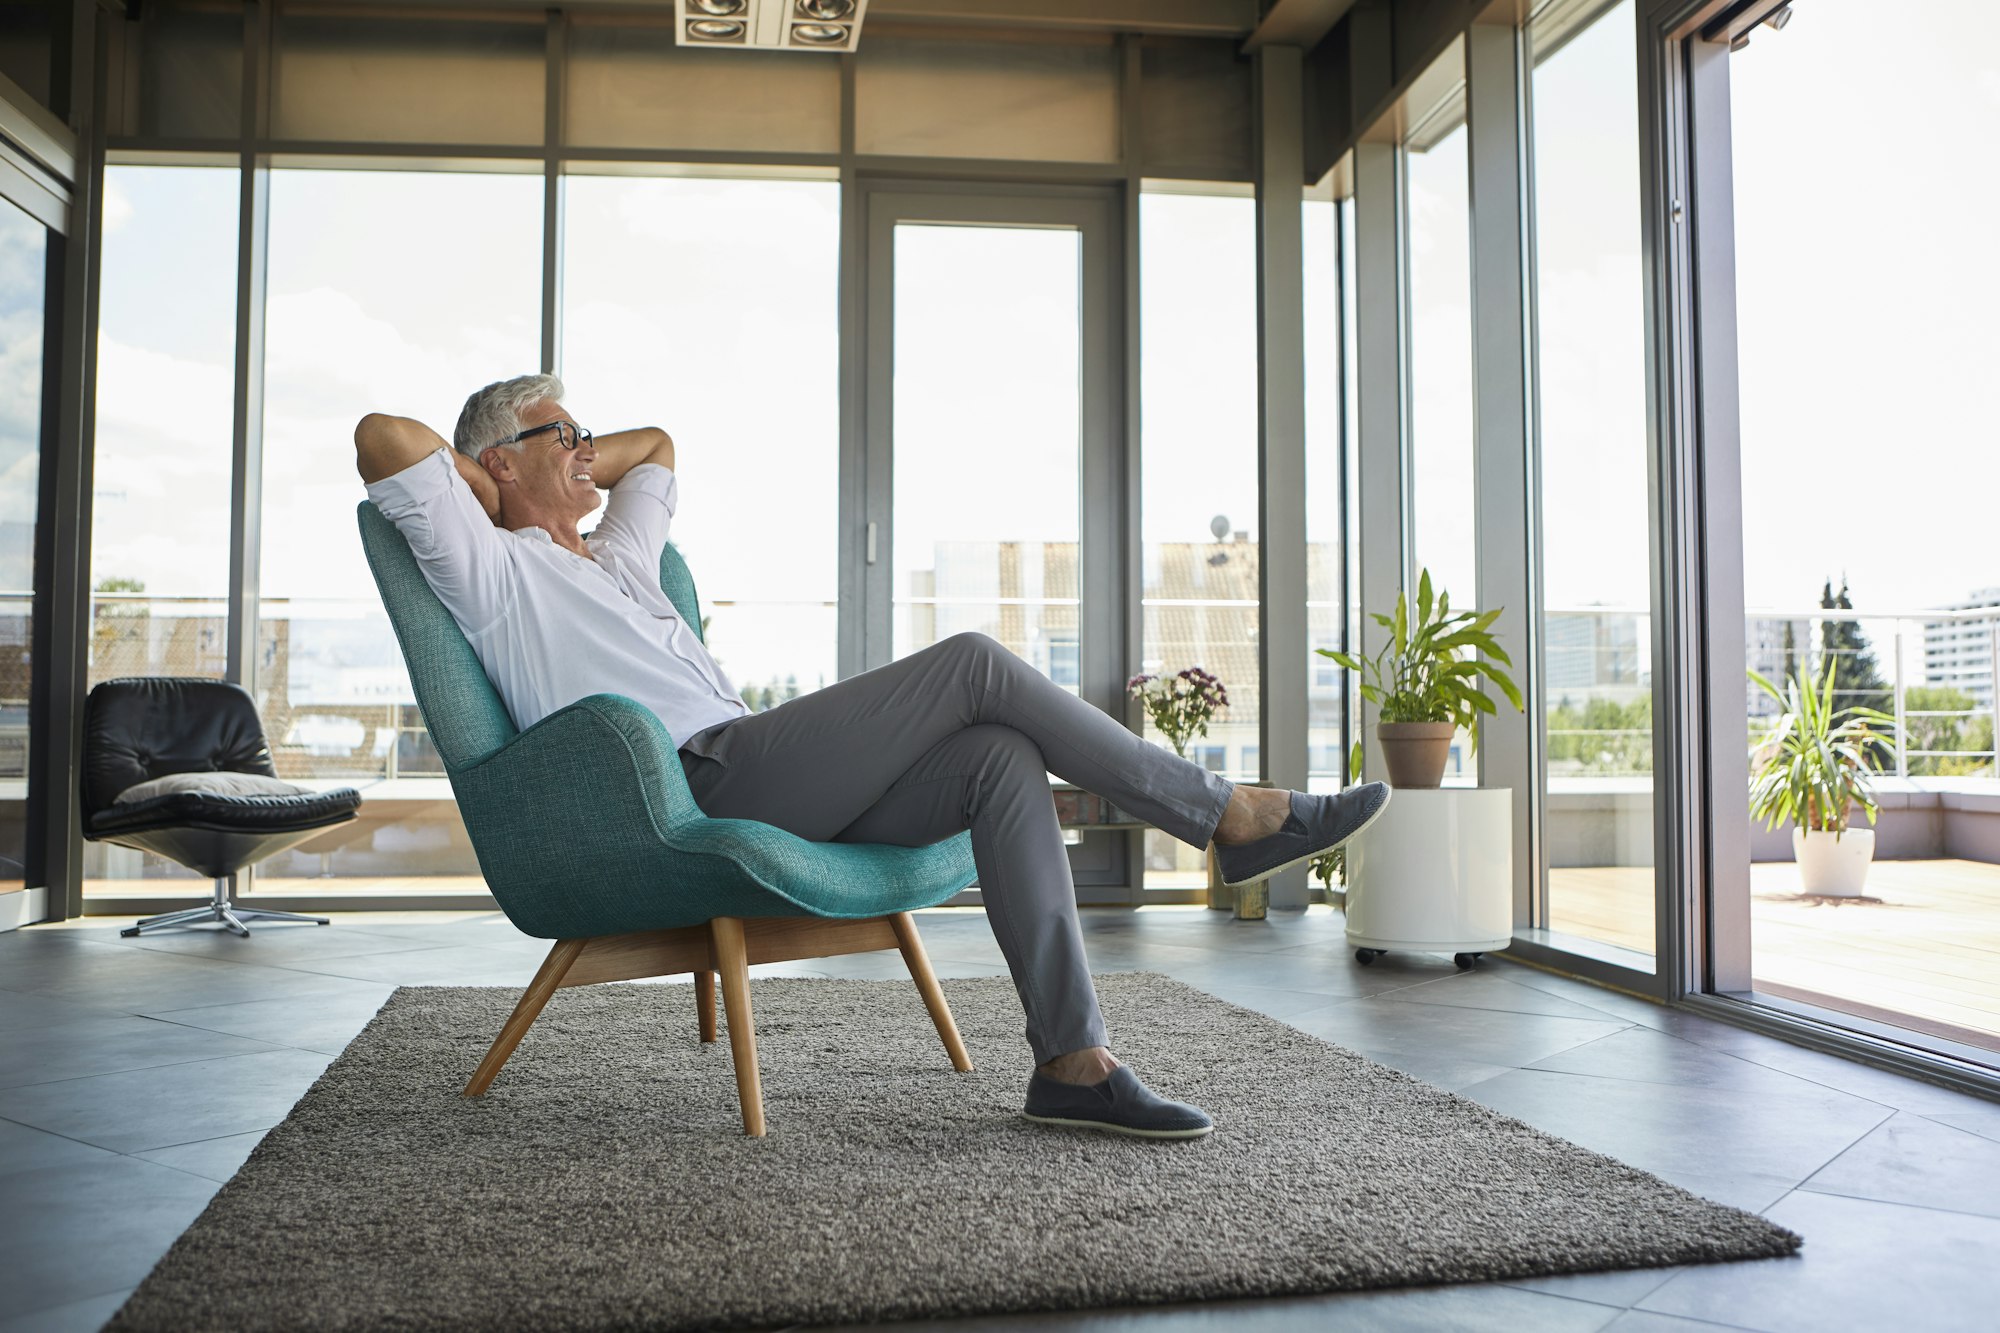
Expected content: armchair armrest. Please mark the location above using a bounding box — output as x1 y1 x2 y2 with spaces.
457 693 705 844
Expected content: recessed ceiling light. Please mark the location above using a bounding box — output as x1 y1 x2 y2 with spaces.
797 0 855 18
692 0 747 14
792 22 850 44
689 19 746 40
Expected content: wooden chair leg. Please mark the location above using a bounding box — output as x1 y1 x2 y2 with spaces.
890 911 974 1073
708 917 765 1137
695 969 718 1043
464 938 586 1096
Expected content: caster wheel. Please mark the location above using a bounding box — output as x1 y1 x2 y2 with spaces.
1454 952 1478 971
1355 948 1382 966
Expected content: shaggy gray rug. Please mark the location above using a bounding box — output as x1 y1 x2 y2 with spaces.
108 974 1799 1331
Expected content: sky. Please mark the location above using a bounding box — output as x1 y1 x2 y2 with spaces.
1727 0 2000 616
68 0 2000 726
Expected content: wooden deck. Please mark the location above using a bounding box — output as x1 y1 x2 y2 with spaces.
1552 859 2000 1052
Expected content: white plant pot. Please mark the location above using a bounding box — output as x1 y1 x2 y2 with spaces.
1791 827 1875 897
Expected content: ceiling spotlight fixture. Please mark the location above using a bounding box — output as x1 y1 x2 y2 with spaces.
1765 4 1793 30
675 0 869 52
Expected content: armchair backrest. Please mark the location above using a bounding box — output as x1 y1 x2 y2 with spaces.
80 678 279 818
355 502 708 773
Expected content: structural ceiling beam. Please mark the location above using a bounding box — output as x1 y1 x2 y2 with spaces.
1242 0 1357 53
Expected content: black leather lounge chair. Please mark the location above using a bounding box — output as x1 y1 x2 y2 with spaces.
82 678 364 938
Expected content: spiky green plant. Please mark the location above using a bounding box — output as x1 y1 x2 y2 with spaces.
1317 567 1524 777
1747 659 1896 837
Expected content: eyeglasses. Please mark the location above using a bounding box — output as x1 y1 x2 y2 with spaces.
493 420 594 452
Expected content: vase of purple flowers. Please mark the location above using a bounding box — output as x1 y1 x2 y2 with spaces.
1126 666 1230 759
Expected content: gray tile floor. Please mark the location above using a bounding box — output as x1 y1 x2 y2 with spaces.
2 905 1997 1333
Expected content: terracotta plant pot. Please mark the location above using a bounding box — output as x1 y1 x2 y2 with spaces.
1792 826 1874 897
1376 721 1456 789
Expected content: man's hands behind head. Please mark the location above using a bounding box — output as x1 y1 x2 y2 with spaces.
354 413 501 524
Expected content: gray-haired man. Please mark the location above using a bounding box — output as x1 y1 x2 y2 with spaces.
356 373 1389 1139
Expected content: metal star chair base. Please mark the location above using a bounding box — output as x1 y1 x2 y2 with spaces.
121 876 331 939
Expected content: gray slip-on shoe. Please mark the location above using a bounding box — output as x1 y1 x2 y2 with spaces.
1214 781 1393 888
1022 1066 1214 1139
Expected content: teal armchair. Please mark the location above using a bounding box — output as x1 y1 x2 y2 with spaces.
357 503 977 1135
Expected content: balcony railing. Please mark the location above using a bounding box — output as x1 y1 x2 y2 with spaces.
1541 603 2000 782
58 594 2000 790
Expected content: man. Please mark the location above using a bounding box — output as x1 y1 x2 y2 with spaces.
357 373 1390 1140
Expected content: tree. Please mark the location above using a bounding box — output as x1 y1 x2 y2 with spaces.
1817 578 1894 760
91 575 151 672
1905 685 1997 777
1545 694 1653 775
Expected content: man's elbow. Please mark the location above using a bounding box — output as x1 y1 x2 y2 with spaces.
355 414 427 483
643 427 676 471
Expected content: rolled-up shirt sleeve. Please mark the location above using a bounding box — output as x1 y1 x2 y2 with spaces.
590 463 677 566
364 447 514 636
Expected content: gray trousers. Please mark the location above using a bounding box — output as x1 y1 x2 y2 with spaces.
675 631 1236 1064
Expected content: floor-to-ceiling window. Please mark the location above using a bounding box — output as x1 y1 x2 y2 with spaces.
1403 40 1478 785
0 198 46 894
259 166 541 883
1139 187 1259 887
561 174 840 712
82 163 241 891
1727 0 2000 1054
1528 0 1656 963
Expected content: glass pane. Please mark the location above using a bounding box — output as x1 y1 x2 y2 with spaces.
1730 0 2000 1052
1405 96 1478 790
81 165 241 894
1529 0 1656 963
856 36 1119 163
892 223 1080 687
90 165 236 683
0 198 45 895
258 168 542 888
1140 40 1252 181
562 175 840 708
1139 191 1258 887
1304 192 1348 795
565 26 839 154
133 2 243 139
273 16 545 146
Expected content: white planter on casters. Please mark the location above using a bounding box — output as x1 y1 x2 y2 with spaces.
1792 826 1874 897
1344 787 1512 970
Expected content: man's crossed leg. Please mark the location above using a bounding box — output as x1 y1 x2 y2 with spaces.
677 631 1387 1137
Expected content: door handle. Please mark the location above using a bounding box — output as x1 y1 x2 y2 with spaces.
866 521 878 565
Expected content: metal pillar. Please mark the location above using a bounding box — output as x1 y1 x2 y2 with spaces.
1464 21 1540 939
1351 138 1406 782
1254 44 1310 907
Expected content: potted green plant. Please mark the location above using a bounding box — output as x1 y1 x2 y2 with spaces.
1317 568 1524 788
1747 659 1897 897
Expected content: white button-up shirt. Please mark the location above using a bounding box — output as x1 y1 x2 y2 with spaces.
366 448 750 743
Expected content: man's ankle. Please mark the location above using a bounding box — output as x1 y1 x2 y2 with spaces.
1037 1046 1120 1085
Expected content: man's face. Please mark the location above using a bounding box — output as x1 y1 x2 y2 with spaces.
482 398 597 520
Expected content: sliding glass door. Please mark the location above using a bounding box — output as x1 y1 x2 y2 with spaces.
862 187 1126 898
